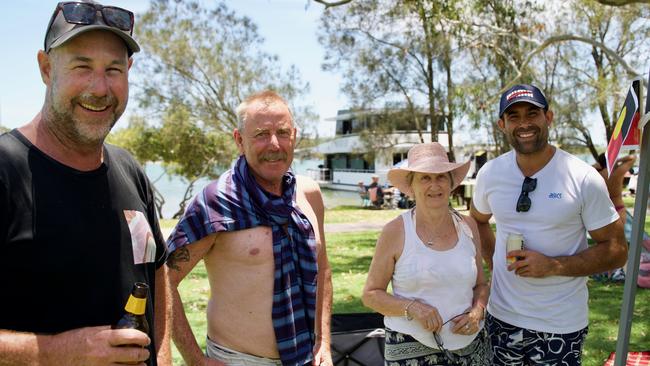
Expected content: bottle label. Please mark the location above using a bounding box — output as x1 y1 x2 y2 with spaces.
125 295 146 315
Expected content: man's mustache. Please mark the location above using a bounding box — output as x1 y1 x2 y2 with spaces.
261 152 288 161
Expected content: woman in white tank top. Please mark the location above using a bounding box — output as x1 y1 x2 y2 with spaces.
362 143 491 365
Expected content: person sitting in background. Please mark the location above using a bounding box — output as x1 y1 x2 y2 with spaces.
367 175 384 209
363 142 490 365
357 181 370 207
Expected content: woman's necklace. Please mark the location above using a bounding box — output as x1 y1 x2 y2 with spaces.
424 230 452 247
414 210 454 248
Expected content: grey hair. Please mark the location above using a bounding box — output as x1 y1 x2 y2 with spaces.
236 90 293 131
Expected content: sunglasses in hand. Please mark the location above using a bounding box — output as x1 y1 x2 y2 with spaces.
432 311 470 365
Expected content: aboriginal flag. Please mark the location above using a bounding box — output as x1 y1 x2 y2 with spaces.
606 80 641 177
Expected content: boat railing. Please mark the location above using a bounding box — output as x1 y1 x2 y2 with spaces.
306 168 331 182
306 168 379 184
330 168 376 173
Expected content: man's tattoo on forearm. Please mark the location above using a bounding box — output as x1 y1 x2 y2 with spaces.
166 246 190 271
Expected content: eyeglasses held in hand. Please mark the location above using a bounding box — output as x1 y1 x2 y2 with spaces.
48 2 134 34
432 311 470 365
516 177 537 212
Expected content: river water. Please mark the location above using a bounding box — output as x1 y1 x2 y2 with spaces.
146 154 602 218
145 158 358 218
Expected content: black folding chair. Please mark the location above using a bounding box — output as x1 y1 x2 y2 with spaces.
331 313 385 366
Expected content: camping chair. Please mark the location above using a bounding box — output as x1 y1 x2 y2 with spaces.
359 190 371 208
331 313 385 366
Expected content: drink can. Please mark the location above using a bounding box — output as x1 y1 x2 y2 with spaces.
506 233 524 265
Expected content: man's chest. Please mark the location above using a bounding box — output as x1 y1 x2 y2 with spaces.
211 201 320 266
214 226 276 265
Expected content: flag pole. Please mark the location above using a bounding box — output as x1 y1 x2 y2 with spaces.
614 76 650 366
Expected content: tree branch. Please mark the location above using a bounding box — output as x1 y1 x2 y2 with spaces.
499 34 644 97
596 0 650 5
313 0 353 8
379 64 425 143
347 27 428 78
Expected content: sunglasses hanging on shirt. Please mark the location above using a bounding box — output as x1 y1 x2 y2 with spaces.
516 177 537 212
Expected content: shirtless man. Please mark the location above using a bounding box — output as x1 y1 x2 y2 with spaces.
166 91 333 366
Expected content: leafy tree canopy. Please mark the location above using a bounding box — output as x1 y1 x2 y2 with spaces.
112 0 314 217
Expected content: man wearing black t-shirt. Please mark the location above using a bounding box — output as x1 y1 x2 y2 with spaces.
0 1 170 365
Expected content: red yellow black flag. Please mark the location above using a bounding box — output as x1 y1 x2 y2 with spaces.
606 80 641 177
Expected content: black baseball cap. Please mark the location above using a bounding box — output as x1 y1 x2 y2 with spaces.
44 0 140 56
499 84 548 117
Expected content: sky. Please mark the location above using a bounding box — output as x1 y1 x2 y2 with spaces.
0 0 344 137
0 1 614 146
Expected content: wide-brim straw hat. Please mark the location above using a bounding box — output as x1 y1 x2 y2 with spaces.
387 142 470 197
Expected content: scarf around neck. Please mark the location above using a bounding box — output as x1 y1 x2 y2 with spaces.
167 156 318 366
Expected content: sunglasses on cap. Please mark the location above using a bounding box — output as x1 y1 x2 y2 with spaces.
516 177 537 212
45 2 134 43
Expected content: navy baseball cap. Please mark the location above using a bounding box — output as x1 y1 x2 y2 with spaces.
499 84 548 117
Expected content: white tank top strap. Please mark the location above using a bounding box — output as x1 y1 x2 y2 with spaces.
450 208 474 242
400 209 418 257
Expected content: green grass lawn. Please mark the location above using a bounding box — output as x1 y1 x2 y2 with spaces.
159 219 178 230
160 206 407 228
171 259 211 365
324 205 408 224
171 204 650 365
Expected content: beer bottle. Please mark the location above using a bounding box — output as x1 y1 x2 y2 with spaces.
113 282 149 334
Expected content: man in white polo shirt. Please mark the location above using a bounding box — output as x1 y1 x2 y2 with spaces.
470 84 627 365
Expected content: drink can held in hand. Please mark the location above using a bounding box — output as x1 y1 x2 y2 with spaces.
506 233 524 265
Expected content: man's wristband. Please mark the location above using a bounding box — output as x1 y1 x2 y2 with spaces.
404 300 415 321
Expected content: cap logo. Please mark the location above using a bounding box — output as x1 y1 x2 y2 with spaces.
506 90 533 101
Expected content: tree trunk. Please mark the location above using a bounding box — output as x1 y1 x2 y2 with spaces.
173 179 197 219
591 46 613 141
417 1 438 142
152 185 166 219
444 45 455 162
